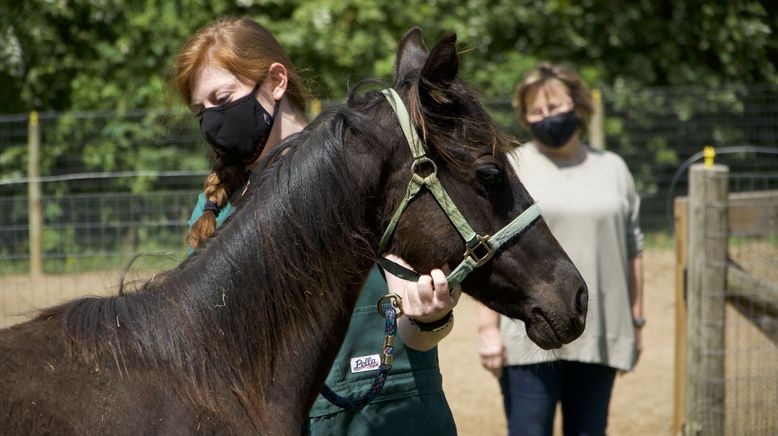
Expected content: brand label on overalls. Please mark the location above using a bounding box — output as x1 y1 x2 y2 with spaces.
350 354 381 373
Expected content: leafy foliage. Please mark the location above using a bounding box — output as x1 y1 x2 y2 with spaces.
0 0 776 242
1 0 776 113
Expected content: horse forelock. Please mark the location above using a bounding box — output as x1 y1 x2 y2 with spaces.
399 74 516 176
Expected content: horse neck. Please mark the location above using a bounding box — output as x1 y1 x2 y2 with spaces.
117 109 405 429
245 114 406 419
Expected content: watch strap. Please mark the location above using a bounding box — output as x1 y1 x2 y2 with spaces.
408 310 454 333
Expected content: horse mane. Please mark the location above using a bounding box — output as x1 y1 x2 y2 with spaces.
37 90 390 422
34 74 511 424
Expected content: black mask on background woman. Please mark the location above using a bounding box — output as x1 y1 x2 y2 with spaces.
529 110 578 149
199 84 281 165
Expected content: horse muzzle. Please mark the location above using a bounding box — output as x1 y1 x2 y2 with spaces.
524 282 588 350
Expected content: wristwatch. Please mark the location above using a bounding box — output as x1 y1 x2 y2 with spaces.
408 311 454 332
633 317 646 328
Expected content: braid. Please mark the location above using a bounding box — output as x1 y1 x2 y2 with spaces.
187 155 248 248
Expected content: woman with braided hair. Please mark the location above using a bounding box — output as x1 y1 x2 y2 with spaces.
173 16 459 435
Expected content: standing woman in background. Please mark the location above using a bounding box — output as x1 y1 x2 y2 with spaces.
477 64 644 436
172 17 459 435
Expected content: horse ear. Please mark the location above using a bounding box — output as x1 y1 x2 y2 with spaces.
420 33 458 89
395 27 429 83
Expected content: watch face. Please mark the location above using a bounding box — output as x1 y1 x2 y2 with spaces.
633 317 646 328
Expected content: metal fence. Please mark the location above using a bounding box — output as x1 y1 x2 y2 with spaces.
0 109 207 327
469 84 778 231
2 84 778 328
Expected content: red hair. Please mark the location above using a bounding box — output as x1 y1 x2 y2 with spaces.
171 17 307 248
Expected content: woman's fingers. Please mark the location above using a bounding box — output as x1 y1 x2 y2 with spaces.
416 274 434 306
430 269 449 300
381 255 460 323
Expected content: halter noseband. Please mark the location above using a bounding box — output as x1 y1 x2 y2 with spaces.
377 88 542 287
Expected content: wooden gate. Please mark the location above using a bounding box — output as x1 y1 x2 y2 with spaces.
674 164 778 435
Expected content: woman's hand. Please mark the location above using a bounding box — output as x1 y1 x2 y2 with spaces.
383 254 462 351
383 254 461 322
476 303 505 378
634 325 643 367
478 325 505 378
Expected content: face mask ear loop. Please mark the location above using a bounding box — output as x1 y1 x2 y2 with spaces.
252 78 281 120
270 98 282 119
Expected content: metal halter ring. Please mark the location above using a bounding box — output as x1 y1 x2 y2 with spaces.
410 157 437 178
376 293 404 318
464 234 496 267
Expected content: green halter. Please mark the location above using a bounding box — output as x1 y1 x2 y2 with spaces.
377 88 542 287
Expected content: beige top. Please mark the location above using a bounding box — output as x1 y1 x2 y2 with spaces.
501 142 644 371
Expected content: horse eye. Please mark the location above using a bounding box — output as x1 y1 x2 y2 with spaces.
475 163 503 186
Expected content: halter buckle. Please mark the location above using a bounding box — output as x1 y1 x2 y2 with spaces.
464 234 495 267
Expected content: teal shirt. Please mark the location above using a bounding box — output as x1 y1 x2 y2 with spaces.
187 192 234 229
188 192 456 435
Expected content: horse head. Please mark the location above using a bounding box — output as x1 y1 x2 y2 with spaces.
378 28 587 349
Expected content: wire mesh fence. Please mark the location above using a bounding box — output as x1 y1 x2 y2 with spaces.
475 84 778 231
0 109 208 327
2 84 778 328
723 187 778 436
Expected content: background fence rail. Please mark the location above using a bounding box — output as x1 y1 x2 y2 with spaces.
2 85 778 328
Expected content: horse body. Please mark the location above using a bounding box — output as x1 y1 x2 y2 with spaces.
1 317 219 435
0 29 587 435
1 100 386 433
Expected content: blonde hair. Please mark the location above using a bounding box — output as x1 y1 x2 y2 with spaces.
171 17 307 248
512 63 593 134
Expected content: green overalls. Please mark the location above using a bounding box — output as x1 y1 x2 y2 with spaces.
188 192 456 435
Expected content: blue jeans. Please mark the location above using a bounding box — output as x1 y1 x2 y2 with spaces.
500 361 617 436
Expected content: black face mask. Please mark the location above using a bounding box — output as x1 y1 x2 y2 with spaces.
198 84 281 165
529 109 578 149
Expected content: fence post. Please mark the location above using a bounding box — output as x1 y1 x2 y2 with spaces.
589 89 605 150
685 163 728 435
28 111 44 279
673 196 688 436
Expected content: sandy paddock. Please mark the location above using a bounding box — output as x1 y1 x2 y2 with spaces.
1 248 677 434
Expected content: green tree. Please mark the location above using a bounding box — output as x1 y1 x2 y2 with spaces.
2 0 776 113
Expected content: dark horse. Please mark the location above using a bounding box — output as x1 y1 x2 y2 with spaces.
0 29 586 435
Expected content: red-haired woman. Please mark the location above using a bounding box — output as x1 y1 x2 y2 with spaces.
172 17 459 435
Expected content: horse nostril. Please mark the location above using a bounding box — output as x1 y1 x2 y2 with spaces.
575 285 588 322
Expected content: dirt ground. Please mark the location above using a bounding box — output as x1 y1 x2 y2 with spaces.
0 248 677 434
439 247 676 435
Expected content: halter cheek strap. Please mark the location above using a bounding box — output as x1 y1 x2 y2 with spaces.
378 88 542 287
319 88 542 411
